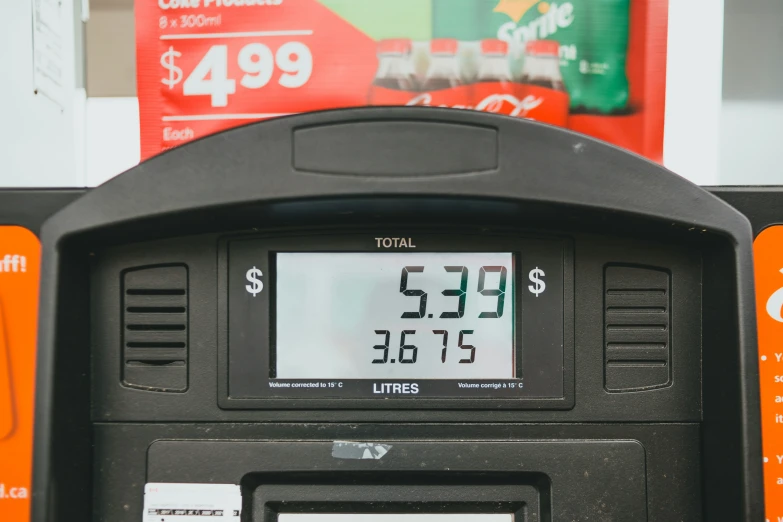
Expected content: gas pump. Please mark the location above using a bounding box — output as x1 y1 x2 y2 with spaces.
20 108 762 520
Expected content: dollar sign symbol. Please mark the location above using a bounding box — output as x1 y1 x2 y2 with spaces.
528 267 546 297
245 266 263 296
160 46 183 89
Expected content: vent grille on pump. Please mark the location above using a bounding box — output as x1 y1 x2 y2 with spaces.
604 265 671 392
122 265 188 391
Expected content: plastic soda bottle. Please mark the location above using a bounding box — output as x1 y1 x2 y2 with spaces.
368 39 419 105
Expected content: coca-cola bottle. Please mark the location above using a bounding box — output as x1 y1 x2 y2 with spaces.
411 38 471 109
472 39 526 116
367 39 419 106
517 39 570 126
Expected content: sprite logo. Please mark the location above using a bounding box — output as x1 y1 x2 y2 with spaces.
497 1 575 45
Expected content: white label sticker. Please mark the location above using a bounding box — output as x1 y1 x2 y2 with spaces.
143 483 241 521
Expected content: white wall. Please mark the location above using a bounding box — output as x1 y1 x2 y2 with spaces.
718 0 783 185
719 102 783 185
663 0 724 186
0 0 83 187
85 97 140 187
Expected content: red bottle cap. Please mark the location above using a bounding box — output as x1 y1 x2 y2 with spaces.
525 40 560 56
377 38 412 55
480 39 509 56
430 38 459 55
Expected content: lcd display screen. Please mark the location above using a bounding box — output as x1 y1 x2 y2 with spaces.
275 253 515 380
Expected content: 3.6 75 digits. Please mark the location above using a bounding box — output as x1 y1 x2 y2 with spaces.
372 329 476 364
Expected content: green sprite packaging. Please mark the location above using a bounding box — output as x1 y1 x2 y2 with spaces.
586 0 631 113
433 0 629 114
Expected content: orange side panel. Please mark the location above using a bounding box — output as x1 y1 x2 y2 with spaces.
0 227 41 519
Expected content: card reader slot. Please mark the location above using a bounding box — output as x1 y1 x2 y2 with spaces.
254 485 536 522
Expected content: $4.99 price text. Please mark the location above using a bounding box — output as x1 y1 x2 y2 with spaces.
161 42 313 107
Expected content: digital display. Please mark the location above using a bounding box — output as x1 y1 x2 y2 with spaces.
275 253 515 380
227 233 566 403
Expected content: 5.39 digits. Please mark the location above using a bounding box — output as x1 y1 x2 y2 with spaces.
400 265 507 319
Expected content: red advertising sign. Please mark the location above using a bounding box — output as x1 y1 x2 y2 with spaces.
136 0 668 163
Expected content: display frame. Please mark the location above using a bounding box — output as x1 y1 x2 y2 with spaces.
218 228 574 410
254 484 537 522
